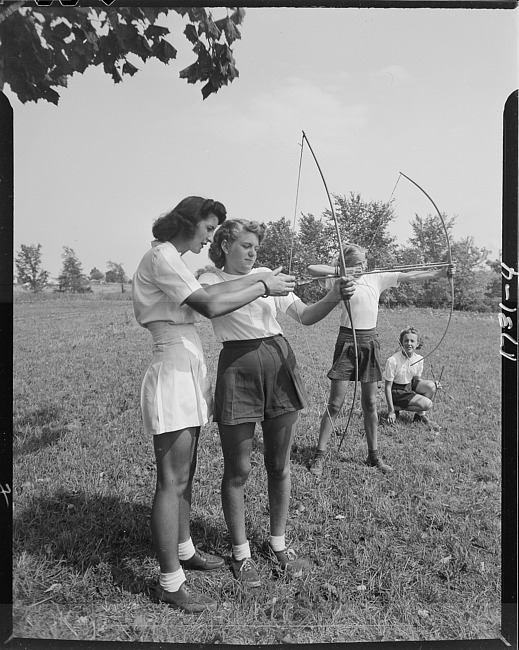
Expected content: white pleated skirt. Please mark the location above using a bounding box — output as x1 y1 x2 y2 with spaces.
140 322 213 435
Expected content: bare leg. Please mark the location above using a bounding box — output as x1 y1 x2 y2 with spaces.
151 427 199 573
361 381 379 451
399 380 435 416
316 380 349 452
179 431 199 543
218 422 256 546
362 382 393 473
261 411 298 537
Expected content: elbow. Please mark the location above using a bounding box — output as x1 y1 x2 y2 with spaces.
300 314 318 326
190 302 216 319
201 304 219 319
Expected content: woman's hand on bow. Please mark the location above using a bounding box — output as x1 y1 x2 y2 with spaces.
330 275 356 302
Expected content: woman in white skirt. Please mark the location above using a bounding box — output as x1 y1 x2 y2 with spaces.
133 197 295 613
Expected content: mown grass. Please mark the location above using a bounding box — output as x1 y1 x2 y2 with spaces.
12 294 501 643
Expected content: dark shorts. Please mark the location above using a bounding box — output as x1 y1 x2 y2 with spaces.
214 335 309 425
391 377 420 408
327 327 382 383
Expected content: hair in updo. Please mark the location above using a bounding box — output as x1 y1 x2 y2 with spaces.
208 219 267 269
152 196 227 242
399 326 422 349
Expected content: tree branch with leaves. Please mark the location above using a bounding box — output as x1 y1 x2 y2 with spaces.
0 5 245 104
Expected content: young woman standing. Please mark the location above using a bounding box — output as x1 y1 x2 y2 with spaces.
133 198 295 612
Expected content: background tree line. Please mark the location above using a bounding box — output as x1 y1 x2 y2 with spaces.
16 193 501 311
15 244 129 293
242 193 500 313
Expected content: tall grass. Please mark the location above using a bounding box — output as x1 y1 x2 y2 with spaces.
13 295 501 643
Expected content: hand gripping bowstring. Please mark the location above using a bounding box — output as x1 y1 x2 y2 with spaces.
299 132 359 451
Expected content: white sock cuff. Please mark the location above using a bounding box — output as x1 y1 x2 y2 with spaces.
159 567 185 592
178 538 196 561
232 541 251 561
269 534 286 552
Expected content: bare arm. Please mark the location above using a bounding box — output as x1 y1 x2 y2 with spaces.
201 267 293 296
286 277 355 326
307 264 337 277
384 379 397 423
187 269 296 319
397 264 456 284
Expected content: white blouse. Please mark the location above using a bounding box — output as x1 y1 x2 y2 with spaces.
133 241 203 327
383 351 424 385
198 267 303 342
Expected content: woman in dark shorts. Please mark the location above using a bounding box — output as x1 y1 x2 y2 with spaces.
198 219 355 587
307 244 455 478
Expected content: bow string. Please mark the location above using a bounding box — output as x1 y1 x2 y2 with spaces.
398 172 455 366
300 131 359 450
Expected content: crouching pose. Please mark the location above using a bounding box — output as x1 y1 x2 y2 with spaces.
383 326 439 430
199 218 355 587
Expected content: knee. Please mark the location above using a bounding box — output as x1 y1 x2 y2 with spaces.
264 457 290 482
362 398 377 415
325 400 343 416
156 470 191 496
223 459 251 488
421 397 433 411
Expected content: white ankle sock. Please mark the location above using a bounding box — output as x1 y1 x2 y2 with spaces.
178 537 196 561
232 541 251 561
269 534 286 552
159 567 185 592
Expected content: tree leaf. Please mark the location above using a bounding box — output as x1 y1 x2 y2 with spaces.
49 20 72 41
184 24 198 45
222 16 240 43
144 24 169 39
201 79 216 100
179 62 199 84
122 61 139 77
152 39 177 65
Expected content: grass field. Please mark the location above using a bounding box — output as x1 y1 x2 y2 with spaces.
12 292 502 644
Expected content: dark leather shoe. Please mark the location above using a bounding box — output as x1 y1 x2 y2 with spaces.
154 582 217 613
364 454 393 474
180 549 225 571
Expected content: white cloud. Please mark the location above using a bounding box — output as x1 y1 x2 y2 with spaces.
189 77 368 150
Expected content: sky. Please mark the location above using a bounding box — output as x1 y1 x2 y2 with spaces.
8 6 518 280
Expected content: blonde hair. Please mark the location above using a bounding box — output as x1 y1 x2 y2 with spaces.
331 243 366 270
208 219 267 269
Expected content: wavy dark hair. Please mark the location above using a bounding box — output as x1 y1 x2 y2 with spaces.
208 219 267 269
152 196 227 242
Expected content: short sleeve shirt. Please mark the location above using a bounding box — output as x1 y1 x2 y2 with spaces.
132 241 203 327
383 351 424 385
198 267 303 342
326 272 399 329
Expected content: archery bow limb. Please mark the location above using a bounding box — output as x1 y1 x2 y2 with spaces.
300 131 358 451
398 172 455 367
